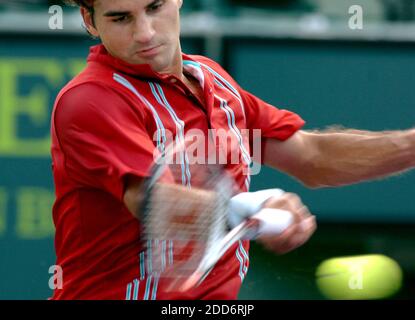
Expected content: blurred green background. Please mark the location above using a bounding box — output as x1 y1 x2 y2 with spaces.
0 0 414 299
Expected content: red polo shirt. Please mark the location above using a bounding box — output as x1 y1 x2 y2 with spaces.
50 44 305 300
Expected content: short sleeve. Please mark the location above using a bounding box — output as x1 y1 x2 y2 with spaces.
54 82 156 201
241 88 305 140
194 55 305 140
240 88 305 163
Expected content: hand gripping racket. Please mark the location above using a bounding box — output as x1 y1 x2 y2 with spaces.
139 136 294 292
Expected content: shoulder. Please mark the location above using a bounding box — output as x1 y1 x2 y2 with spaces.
53 82 142 134
56 82 120 117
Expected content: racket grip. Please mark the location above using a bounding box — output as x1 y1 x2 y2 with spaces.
253 208 294 236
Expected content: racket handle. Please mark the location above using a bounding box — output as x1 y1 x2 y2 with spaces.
253 208 294 236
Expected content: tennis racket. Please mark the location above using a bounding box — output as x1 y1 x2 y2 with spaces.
139 135 294 292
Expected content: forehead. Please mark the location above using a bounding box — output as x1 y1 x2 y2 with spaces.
94 0 161 10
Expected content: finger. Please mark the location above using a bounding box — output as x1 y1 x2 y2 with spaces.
278 235 305 253
298 205 312 218
287 217 317 249
276 225 315 254
260 216 317 254
299 216 317 233
257 223 302 253
263 192 297 209
285 192 301 204
256 223 299 247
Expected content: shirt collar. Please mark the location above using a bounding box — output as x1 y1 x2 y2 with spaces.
87 44 199 81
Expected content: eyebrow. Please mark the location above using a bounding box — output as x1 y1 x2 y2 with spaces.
103 0 161 17
103 11 131 17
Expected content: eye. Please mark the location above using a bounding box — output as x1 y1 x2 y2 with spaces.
113 15 129 23
148 1 163 12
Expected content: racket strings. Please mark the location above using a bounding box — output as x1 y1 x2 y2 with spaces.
143 208 223 241
143 183 224 239
141 180 230 278
141 143 235 286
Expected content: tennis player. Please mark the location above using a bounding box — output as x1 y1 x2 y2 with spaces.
50 0 415 299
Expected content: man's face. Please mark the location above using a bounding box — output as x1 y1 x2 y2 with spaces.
84 0 183 73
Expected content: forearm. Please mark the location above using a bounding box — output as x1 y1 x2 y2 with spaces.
123 177 216 219
305 128 415 187
123 177 289 228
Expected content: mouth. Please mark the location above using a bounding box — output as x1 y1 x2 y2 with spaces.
137 44 163 58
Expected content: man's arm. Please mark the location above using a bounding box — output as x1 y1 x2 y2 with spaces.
123 176 316 254
123 176 217 219
263 128 415 188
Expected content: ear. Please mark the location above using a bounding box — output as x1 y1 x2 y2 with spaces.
178 0 183 9
80 7 99 37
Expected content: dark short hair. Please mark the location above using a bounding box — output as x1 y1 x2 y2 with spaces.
65 0 96 31
65 0 94 9
65 0 94 16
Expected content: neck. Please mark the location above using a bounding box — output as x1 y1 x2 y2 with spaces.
158 43 184 79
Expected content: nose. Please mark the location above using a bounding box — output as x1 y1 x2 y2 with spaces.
132 15 155 44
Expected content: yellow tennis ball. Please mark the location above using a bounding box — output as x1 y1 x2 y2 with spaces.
315 254 403 300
